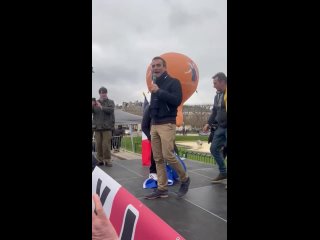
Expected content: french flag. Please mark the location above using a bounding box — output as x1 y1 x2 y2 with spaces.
141 95 151 166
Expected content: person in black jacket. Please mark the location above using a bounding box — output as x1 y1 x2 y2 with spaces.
141 105 157 177
203 72 227 183
144 56 190 200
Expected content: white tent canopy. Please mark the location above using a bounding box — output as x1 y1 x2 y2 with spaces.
114 109 142 125
114 109 142 152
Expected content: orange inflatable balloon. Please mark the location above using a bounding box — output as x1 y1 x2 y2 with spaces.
146 52 199 126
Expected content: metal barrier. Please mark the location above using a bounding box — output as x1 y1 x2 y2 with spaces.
92 136 222 167
92 135 123 152
181 151 215 165
111 135 122 152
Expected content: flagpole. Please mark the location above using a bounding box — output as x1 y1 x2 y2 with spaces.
142 92 149 104
141 92 151 166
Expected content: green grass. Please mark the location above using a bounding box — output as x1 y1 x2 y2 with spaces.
121 135 209 152
120 135 215 165
175 135 209 142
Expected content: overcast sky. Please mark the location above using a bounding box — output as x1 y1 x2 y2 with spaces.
92 0 226 105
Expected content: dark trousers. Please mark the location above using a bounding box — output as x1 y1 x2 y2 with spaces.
112 136 122 150
149 150 157 173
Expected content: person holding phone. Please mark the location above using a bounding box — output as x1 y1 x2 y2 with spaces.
92 87 115 167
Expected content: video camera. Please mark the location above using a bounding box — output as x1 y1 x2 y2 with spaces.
208 123 218 144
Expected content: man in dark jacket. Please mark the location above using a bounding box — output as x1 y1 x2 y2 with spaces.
203 72 227 183
141 105 157 178
92 87 115 167
144 56 190 200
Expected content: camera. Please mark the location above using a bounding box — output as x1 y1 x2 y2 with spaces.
208 123 218 144
210 124 218 132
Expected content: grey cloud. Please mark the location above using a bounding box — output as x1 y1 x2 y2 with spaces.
93 0 226 105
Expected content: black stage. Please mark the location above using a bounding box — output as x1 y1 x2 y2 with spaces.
98 156 227 240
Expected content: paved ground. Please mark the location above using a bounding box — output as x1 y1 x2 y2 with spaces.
175 141 211 153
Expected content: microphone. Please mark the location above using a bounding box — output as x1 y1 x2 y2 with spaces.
152 73 157 84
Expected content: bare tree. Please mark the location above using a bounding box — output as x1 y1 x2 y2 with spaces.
183 105 211 130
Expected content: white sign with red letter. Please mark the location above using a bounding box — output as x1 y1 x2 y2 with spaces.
92 167 185 240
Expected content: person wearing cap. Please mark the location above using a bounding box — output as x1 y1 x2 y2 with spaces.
92 87 115 167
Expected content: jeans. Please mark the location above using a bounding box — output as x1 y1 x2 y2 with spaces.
210 127 227 175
